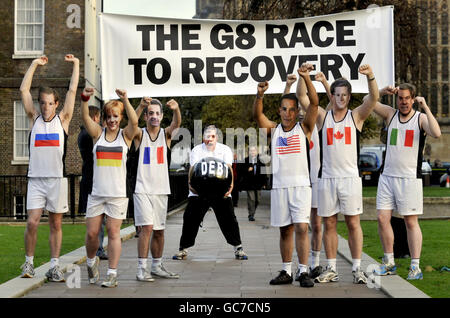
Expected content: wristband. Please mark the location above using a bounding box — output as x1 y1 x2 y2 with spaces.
256 93 264 99
81 93 90 102
368 77 375 81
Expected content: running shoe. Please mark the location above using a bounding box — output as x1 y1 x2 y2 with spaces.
136 267 155 282
314 266 339 283
269 270 293 285
101 273 118 288
20 261 35 278
235 248 248 260
45 265 65 282
407 265 423 280
373 262 397 276
172 249 188 260
309 265 323 279
151 264 179 279
298 272 315 288
87 256 100 284
352 267 368 284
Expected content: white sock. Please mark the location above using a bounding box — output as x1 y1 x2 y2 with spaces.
312 250 321 269
107 268 117 276
327 259 337 271
50 258 59 269
308 250 314 268
297 264 308 274
411 258 420 268
282 262 292 275
384 253 395 265
352 259 361 272
86 257 96 267
152 257 162 269
138 258 147 269
25 255 34 265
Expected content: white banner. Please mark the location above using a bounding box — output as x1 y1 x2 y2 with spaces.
99 6 394 100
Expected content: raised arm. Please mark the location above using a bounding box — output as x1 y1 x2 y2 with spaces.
59 54 80 131
416 96 441 138
314 72 332 101
116 89 139 144
298 64 319 137
165 99 182 139
81 87 102 140
367 85 398 122
20 56 48 120
253 81 277 135
353 64 379 128
296 66 326 123
283 74 297 95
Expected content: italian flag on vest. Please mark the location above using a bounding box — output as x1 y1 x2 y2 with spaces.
389 129 414 147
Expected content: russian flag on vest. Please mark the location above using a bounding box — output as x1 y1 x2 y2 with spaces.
35 133 60 147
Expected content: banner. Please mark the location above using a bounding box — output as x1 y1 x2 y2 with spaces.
99 6 394 99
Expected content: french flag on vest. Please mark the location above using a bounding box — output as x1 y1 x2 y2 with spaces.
327 127 351 145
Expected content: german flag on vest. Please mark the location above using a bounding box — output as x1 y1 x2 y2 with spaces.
96 146 123 167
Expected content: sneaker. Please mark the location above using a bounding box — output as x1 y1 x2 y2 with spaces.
298 272 315 288
136 267 155 282
45 265 65 282
151 264 179 279
172 249 188 260
87 256 100 284
314 266 339 283
352 267 368 284
248 216 255 221
20 261 35 278
269 270 293 285
373 263 397 276
235 248 248 260
101 273 118 288
407 265 423 280
97 252 108 260
309 266 323 279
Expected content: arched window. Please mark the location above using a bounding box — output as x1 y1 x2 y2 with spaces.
443 48 449 81
442 5 448 45
430 84 438 114
442 84 449 116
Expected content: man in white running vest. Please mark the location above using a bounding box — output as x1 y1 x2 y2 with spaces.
372 84 441 280
314 64 379 285
284 69 332 280
133 97 181 281
19 54 79 282
253 63 318 288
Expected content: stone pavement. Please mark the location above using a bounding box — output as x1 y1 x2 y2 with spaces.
2 191 428 298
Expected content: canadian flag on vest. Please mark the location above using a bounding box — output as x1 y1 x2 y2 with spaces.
327 127 352 145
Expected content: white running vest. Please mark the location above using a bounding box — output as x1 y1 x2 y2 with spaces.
28 115 66 178
319 110 360 178
271 123 310 189
309 126 320 183
382 110 425 178
134 128 171 194
92 129 128 197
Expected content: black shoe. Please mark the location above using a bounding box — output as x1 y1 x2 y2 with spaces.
299 272 314 288
309 265 323 279
97 253 108 260
248 216 255 221
269 270 293 285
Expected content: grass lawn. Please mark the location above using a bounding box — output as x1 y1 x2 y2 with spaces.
0 222 132 285
363 186 450 197
337 219 450 298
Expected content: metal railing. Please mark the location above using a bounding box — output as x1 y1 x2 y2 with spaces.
0 172 188 220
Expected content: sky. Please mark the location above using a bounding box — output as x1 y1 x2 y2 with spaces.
103 0 197 19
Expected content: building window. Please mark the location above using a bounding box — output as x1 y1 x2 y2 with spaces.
442 7 448 45
430 84 438 115
443 48 449 81
13 101 37 162
430 48 437 81
14 0 44 57
443 84 449 116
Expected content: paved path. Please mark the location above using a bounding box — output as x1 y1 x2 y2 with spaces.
21 191 391 299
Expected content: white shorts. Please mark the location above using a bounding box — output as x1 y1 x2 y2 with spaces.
311 182 318 209
27 177 68 213
86 195 128 220
317 177 363 217
376 175 423 215
270 186 311 227
133 194 168 229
